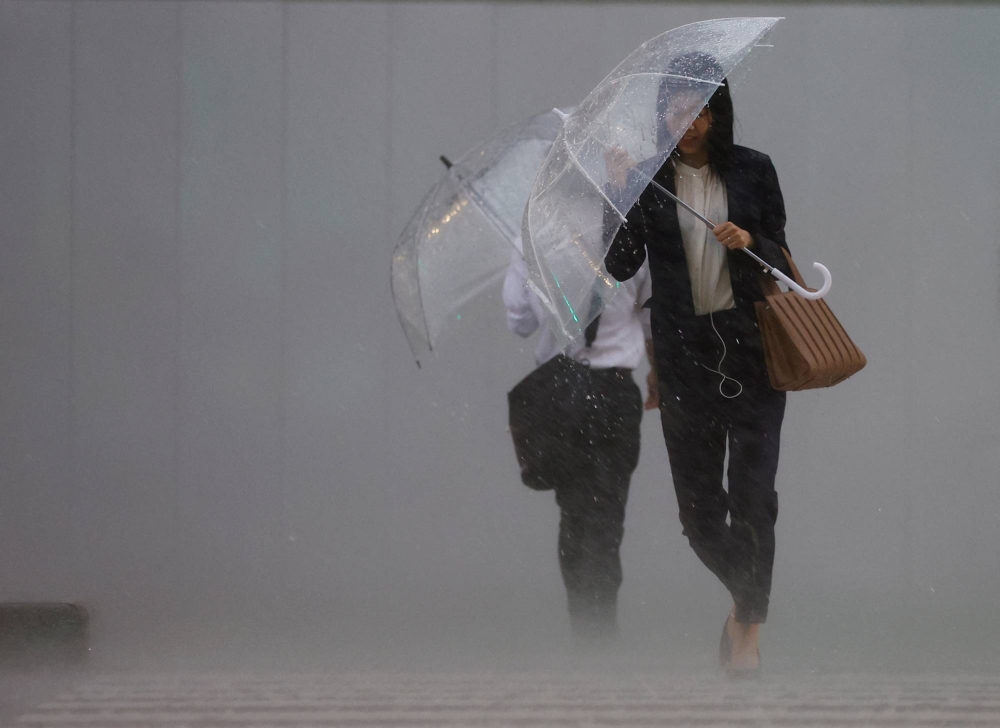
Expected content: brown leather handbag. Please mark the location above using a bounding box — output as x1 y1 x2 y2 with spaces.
755 250 866 391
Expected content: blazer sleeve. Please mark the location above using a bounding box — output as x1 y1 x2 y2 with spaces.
749 155 793 278
604 197 648 282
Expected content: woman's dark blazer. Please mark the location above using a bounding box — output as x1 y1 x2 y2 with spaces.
604 146 792 394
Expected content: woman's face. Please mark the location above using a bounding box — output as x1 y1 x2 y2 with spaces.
664 91 712 157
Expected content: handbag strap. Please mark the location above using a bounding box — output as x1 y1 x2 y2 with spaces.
759 247 808 297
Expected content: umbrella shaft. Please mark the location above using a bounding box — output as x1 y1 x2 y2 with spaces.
650 178 716 227
648 178 772 273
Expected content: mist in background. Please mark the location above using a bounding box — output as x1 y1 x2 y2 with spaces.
1 1 998 673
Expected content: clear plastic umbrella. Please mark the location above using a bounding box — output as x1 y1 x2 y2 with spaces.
521 17 828 349
392 109 567 363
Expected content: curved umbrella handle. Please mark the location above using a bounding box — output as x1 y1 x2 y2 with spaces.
646 179 833 299
769 262 831 300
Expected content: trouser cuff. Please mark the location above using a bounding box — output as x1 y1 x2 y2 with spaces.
733 601 767 624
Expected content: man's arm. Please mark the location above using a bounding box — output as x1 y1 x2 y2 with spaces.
501 251 540 338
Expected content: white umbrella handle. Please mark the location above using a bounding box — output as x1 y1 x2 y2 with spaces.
769 262 831 300
649 178 832 299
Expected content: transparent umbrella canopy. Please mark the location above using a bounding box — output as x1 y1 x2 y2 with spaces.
392 109 567 363
521 17 787 348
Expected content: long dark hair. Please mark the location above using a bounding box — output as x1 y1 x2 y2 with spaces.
657 52 735 176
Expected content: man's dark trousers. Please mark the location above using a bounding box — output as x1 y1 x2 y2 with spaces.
549 366 642 638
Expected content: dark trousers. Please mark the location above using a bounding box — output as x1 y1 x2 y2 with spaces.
549 367 642 638
655 311 786 624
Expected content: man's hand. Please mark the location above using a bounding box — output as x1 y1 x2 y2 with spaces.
644 368 660 411
644 338 659 410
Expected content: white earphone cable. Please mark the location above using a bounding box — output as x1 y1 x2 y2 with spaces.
700 311 743 399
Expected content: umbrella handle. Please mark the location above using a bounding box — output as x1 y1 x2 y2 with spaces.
650 178 832 299
769 262 831 300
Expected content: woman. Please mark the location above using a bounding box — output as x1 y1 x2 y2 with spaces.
604 66 792 677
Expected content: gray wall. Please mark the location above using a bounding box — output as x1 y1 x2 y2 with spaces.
2 1 998 668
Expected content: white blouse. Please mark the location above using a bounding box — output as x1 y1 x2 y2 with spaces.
674 160 735 315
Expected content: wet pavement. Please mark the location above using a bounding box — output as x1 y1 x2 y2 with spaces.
6 671 1000 727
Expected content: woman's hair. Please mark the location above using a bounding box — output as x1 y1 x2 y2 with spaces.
657 52 735 175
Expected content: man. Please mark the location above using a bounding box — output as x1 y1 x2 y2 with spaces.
503 245 652 639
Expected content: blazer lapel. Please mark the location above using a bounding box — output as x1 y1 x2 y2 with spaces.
646 163 697 318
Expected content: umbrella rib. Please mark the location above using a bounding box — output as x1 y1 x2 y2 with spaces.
571 72 720 186
615 71 725 86
564 128 663 223
556 70 723 222
530 140 626 327
411 190 436 353
465 179 519 242
579 81 632 179
560 144 628 223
